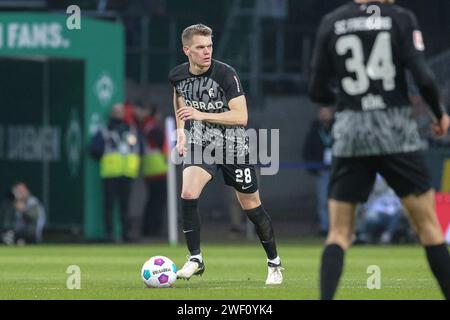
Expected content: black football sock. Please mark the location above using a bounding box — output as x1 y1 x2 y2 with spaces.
425 243 450 300
181 198 201 256
245 205 278 260
320 244 345 300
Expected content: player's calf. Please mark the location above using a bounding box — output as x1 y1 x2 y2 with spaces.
243 204 284 285
181 198 202 256
320 244 345 300
245 205 278 260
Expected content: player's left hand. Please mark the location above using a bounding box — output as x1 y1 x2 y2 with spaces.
177 107 204 121
431 113 450 138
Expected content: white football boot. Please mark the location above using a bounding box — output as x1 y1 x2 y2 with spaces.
265 261 284 285
176 256 205 280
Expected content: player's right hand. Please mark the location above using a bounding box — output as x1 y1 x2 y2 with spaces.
176 130 187 157
431 113 450 138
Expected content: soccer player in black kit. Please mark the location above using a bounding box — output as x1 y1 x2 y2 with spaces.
309 0 450 299
169 24 283 284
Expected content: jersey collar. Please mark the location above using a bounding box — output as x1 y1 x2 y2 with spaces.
188 60 215 78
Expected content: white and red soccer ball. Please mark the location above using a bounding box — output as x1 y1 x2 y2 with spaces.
141 256 177 288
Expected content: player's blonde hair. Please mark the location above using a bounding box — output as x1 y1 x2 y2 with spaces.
181 24 213 46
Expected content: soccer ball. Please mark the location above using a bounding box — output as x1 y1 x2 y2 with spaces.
141 256 177 288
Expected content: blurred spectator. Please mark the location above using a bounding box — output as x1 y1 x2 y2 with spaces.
138 105 168 238
354 175 413 245
0 191 14 232
123 101 136 126
302 106 334 235
89 104 143 243
1 182 45 245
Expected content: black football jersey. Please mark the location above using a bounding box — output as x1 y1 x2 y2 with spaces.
309 2 443 157
169 59 248 156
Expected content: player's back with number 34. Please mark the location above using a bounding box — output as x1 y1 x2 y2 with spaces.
308 0 450 301
309 0 449 157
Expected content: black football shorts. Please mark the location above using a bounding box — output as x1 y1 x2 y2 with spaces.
329 151 431 203
182 144 259 194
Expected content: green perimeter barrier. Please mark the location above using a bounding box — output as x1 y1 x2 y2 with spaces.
0 13 124 240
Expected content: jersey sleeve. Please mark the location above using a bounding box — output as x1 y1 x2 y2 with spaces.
308 16 336 105
223 67 245 102
401 11 444 120
168 65 185 93
401 11 426 66
168 69 177 88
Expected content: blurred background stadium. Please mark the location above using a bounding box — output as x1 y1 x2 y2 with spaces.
1 0 450 245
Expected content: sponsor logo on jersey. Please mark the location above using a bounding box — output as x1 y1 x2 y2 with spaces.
184 99 224 111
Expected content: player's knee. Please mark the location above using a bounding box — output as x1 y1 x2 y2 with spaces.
236 191 261 210
239 197 261 211
181 189 200 200
410 207 444 245
417 222 444 246
326 232 351 250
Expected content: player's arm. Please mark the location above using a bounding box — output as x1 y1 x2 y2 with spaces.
173 88 187 156
176 95 248 126
173 88 186 130
405 37 443 120
177 67 248 126
308 16 336 106
401 11 449 136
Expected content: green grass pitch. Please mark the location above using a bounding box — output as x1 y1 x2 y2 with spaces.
0 242 445 300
